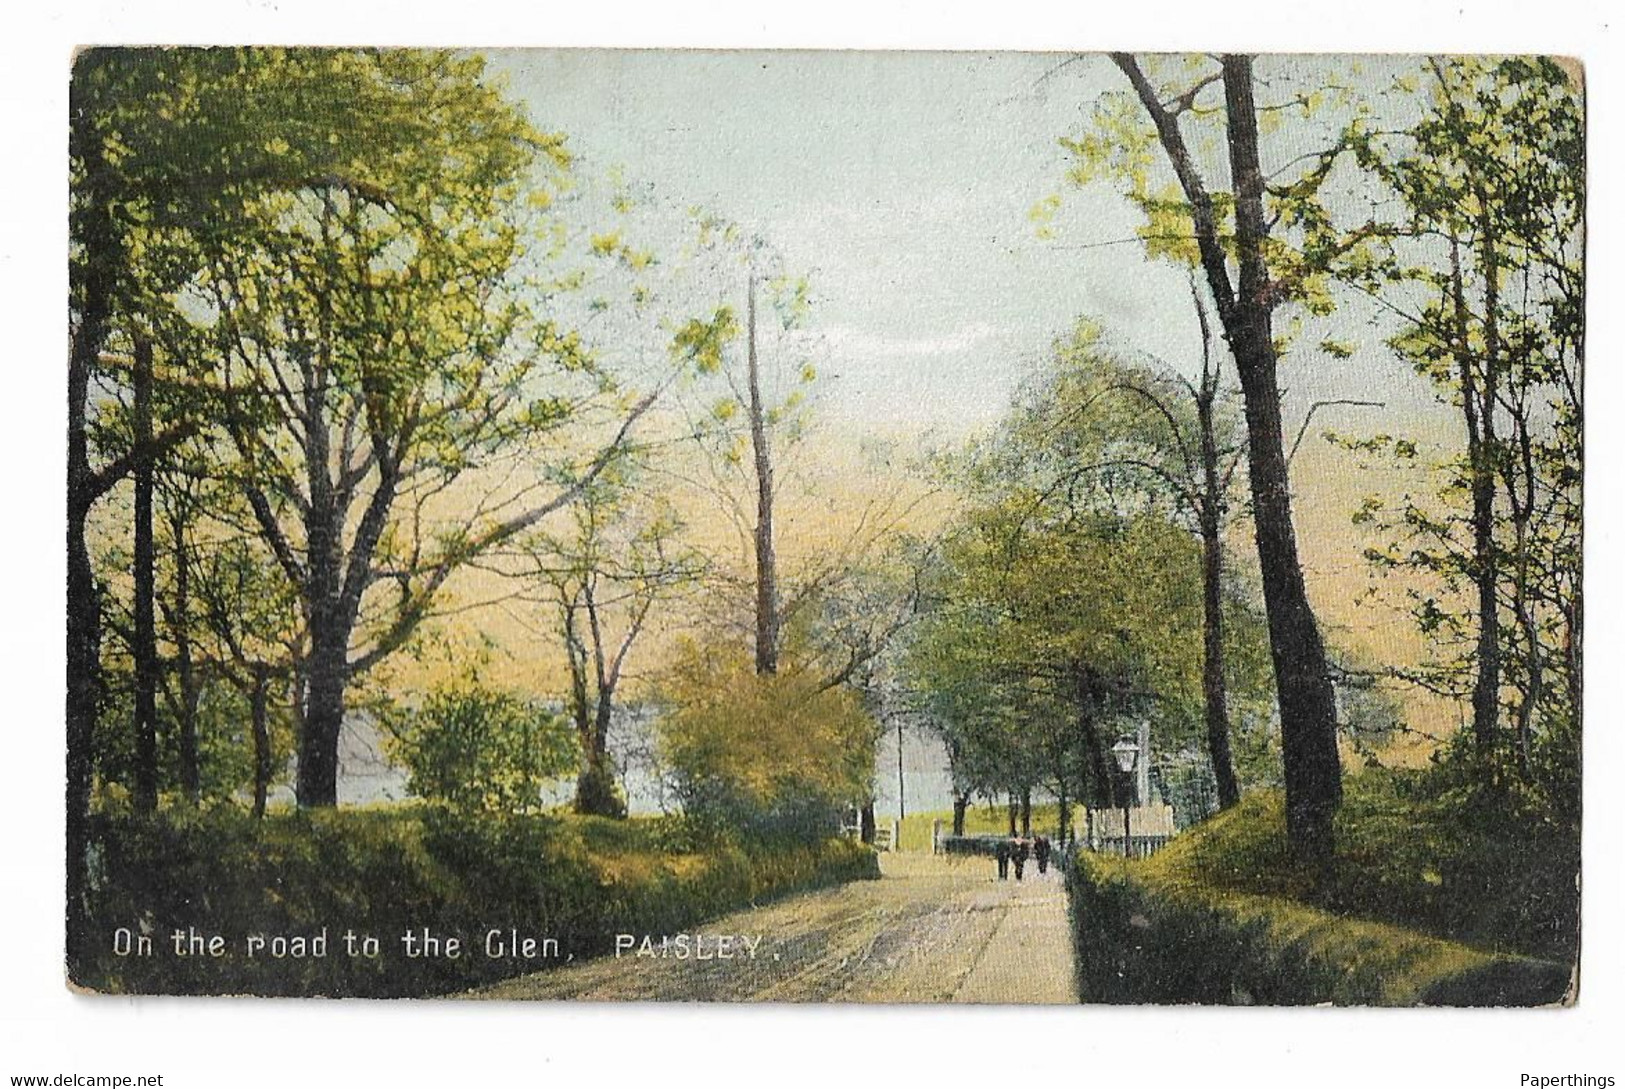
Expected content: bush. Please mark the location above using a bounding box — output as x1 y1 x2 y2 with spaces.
657 639 875 845
1065 852 1570 1006
1062 766 1579 1006
382 681 579 814
1149 769 1580 962
73 804 878 997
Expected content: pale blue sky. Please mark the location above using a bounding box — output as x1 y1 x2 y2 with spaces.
486 49 1453 444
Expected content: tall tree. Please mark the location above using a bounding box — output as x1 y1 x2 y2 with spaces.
667 225 824 677
1333 57 1583 812
1105 53 1344 860
176 52 661 807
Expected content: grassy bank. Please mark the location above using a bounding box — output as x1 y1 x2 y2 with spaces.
1064 769 1578 1006
74 805 879 998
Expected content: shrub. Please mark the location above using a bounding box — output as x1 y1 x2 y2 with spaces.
1063 766 1579 1006
382 681 579 814
1065 852 1569 1006
656 639 874 844
73 805 878 998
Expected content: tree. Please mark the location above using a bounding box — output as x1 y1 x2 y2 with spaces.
910 500 1221 833
163 50 664 808
1331 57 1582 814
513 469 705 817
995 310 1255 809
1094 53 1345 861
668 225 823 677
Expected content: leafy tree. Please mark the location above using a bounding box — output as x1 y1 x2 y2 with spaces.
1069 53 1350 861
384 681 578 814
656 637 874 843
1329 57 1582 816
910 498 1228 836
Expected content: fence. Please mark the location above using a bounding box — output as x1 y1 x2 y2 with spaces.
841 817 898 851
929 807 1177 858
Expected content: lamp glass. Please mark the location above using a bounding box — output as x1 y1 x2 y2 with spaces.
1111 737 1139 773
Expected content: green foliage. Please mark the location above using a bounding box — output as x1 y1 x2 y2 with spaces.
657 640 876 844
1065 765 1575 1006
1065 850 1568 1006
907 323 1273 814
74 806 878 997
383 682 579 814
1134 767 1579 962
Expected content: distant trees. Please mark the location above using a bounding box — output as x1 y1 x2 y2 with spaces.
997 308 1254 809
907 322 1274 840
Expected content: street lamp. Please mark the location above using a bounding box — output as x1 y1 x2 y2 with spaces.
1111 737 1140 859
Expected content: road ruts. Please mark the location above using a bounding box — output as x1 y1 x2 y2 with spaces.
467 851 1077 1003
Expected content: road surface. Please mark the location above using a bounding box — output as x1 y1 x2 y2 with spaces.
470 851 1076 1003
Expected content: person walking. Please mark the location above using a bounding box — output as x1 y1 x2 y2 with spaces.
1034 834 1052 875
1012 836 1029 881
994 838 1010 880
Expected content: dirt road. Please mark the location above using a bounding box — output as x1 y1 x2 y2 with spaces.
471 852 1076 1003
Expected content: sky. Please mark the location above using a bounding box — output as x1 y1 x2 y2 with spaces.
485 49 1457 440
460 50 1473 754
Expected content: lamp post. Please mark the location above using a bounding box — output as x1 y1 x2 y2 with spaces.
1111 737 1140 859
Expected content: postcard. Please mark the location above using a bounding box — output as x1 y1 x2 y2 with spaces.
66 47 1582 1004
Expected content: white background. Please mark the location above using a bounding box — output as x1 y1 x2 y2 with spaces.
1 2 1618 1086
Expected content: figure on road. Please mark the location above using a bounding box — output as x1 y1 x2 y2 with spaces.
1012 836 1029 881
1034 834 1051 875
994 837 1010 880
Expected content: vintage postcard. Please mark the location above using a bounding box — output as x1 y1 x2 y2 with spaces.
66 48 1582 1004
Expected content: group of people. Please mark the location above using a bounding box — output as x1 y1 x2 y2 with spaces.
993 833 1051 880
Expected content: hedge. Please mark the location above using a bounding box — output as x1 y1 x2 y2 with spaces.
73 805 879 998
1065 850 1572 1006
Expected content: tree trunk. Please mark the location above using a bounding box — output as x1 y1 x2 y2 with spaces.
1056 785 1070 847
296 623 346 808
250 665 271 820
1074 675 1117 809
952 791 969 837
574 683 626 818
168 506 202 803
131 335 159 812
859 801 876 844
1115 52 1342 862
1218 57 1342 860
1199 501 1241 809
1007 794 1018 837
65 516 100 975
746 274 779 675
1020 788 1032 836
68 67 124 973
1452 238 1502 772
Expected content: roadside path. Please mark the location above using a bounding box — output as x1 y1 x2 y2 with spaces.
470 852 1076 1003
